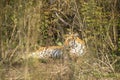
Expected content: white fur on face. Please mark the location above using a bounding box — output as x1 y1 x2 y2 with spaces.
69 39 85 56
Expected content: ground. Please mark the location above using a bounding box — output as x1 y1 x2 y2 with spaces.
0 52 120 80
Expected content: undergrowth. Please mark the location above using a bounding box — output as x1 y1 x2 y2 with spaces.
0 0 120 80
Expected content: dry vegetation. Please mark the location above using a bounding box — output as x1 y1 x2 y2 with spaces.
0 0 120 80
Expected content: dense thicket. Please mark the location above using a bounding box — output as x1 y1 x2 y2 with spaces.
0 0 119 71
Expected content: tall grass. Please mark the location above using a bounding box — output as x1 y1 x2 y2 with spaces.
0 0 119 80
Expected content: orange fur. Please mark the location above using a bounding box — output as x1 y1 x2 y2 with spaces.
28 33 86 59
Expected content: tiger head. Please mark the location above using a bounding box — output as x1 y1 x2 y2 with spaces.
64 33 86 56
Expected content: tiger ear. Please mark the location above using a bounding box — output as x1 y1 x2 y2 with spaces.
74 33 79 37
68 32 79 37
63 33 72 38
64 33 79 39
63 34 68 40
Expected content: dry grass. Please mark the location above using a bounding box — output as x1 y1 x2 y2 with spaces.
0 51 120 80
0 0 119 80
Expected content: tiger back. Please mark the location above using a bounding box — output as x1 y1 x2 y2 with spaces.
28 46 63 59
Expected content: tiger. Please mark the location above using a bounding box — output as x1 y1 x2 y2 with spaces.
24 33 86 59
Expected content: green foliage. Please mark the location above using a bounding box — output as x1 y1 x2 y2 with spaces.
0 0 120 79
